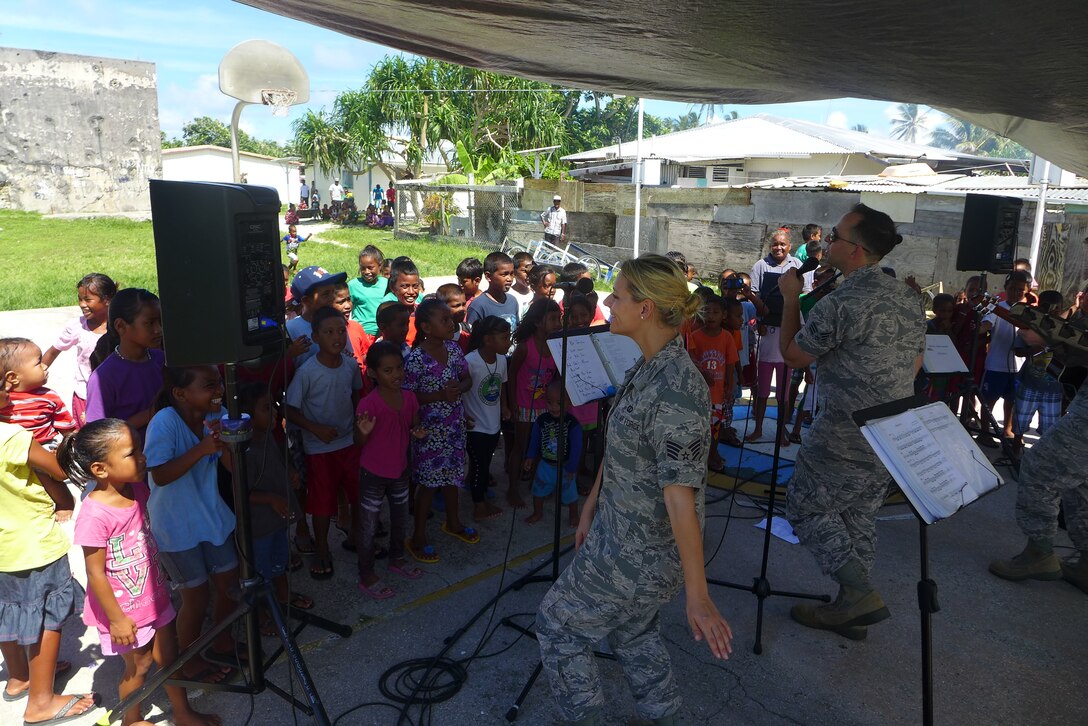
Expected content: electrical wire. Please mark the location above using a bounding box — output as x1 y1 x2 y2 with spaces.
331 475 544 724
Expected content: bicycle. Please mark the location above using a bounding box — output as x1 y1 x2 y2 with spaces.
522 238 617 282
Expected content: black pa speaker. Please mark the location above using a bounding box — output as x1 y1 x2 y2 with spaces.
955 194 1022 274
149 179 285 366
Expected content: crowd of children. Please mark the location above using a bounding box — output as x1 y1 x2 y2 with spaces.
3 220 1085 723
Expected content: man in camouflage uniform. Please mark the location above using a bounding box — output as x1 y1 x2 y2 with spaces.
989 340 1088 594
778 204 926 640
535 334 712 725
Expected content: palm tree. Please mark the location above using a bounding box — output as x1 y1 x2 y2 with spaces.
889 103 930 144
291 110 356 178
929 116 999 155
667 111 702 132
689 103 737 125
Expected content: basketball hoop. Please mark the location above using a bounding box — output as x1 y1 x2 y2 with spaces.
261 89 297 117
218 40 309 183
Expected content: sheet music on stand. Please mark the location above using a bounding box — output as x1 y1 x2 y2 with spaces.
547 326 642 405
922 334 969 374
857 399 1003 524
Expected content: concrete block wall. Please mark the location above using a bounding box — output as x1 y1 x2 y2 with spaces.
524 176 1084 299
0 47 160 214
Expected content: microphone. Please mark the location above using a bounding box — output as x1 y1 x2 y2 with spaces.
555 277 595 295
797 256 820 275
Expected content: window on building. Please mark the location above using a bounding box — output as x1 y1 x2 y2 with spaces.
680 165 707 179
711 166 738 183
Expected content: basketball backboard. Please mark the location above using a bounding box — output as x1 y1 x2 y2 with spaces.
219 40 310 108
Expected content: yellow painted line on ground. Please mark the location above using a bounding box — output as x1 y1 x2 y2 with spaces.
295 536 573 656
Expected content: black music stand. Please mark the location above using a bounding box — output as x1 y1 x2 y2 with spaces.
501 318 618 722
853 393 1002 726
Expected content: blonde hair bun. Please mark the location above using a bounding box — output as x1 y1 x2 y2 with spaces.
619 254 698 328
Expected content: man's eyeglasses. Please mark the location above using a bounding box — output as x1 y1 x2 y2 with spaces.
827 227 865 251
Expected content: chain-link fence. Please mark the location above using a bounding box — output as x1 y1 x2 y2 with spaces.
393 180 617 281
394 181 523 253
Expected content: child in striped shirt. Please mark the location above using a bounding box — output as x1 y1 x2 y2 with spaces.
0 338 76 521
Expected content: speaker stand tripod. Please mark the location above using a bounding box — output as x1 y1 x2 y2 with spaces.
99 363 351 725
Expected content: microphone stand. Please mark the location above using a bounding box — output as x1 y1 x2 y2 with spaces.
707 265 830 654
502 281 614 721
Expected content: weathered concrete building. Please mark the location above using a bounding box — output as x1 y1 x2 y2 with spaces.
519 176 1088 303
0 47 160 214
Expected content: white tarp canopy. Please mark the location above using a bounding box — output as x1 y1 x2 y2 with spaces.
240 0 1088 177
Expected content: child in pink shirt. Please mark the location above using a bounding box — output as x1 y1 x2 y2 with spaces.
353 341 427 599
506 299 561 507
60 418 220 725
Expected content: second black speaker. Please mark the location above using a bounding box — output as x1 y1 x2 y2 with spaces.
955 194 1022 274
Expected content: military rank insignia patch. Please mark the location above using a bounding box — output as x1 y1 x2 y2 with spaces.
664 437 704 462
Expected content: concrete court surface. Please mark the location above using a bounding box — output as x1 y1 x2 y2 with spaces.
1 306 1086 726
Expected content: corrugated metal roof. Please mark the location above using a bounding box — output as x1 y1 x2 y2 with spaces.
742 174 1088 202
562 114 974 164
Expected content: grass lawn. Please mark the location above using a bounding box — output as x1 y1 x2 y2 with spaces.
1 211 491 311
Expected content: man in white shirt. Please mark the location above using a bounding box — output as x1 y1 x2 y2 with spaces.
329 179 344 214
978 270 1030 444
300 179 310 206
540 195 567 244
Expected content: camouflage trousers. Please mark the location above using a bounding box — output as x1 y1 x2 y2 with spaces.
1015 390 1088 550
786 448 892 578
536 550 682 722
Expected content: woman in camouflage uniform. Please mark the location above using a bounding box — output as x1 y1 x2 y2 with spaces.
536 254 734 726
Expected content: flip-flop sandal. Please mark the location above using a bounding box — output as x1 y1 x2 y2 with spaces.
288 554 304 572
388 562 424 580
309 558 334 580
357 579 396 600
288 593 315 610
22 692 101 725
7 661 76 701
3 688 28 702
405 539 439 564
180 664 233 685
294 535 316 554
441 524 480 544
203 648 250 669
788 431 803 444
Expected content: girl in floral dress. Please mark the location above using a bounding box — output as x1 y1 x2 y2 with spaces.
404 300 476 564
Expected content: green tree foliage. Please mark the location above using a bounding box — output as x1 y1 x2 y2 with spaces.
161 116 294 157
929 114 1031 159
325 56 568 181
666 111 702 132
889 103 930 144
563 93 671 157
289 56 712 182
291 109 357 177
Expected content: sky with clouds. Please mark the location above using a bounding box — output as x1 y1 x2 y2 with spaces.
3 0 940 146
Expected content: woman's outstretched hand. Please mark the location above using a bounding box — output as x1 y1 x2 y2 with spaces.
686 593 733 660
